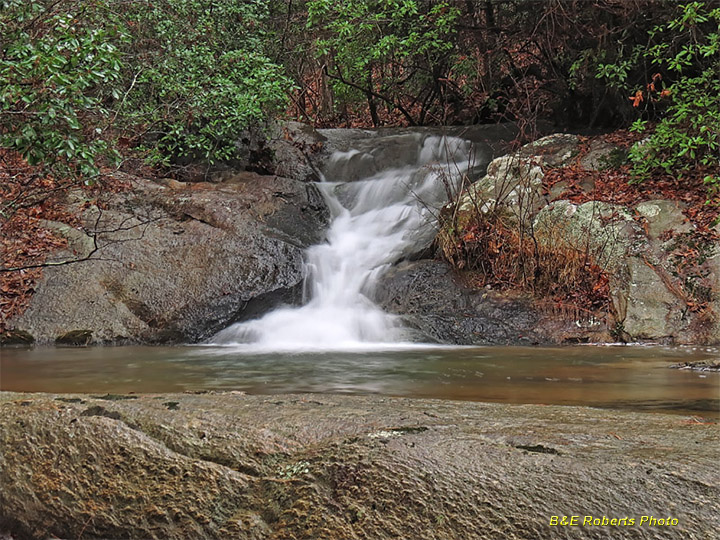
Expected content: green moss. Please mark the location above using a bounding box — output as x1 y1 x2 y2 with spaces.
55 330 93 346
0 329 35 346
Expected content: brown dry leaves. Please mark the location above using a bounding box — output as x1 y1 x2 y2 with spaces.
0 150 77 331
544 131 720 233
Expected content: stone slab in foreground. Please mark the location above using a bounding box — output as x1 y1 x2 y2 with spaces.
0 392 717 539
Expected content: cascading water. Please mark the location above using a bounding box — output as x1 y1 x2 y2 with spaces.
210 134 474 350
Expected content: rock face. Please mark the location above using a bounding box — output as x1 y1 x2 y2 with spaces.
267 121 327 183
532 194 719 343
409 133 720 345
375 260 611 345
5 172 329 344
533 200 637 272
0 392 717 540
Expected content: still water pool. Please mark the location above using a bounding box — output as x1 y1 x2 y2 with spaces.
1 344 718 417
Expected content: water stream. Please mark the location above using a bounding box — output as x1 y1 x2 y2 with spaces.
1 130 717 417
1 345 718 417
212 135 474 349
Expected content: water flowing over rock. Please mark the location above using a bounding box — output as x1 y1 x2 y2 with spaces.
5 124 716 346
211 134 490 349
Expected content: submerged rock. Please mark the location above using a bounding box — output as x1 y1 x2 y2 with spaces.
0 330 34 346
669 360 720 372
0 391 717 539
55 329 93 346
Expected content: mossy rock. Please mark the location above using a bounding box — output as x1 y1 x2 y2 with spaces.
454 134 581 231
0 329 35 346
55 329 93 346
533 200 636 272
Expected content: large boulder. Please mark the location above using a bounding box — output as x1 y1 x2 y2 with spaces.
619 200 715 343
533 200 637 273
428 134 720 344
532 198 707 343
4 172 329 345
375 260 612 345
1 392 717 540
533 197 719 343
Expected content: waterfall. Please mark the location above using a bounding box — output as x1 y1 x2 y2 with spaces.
210 133 474 350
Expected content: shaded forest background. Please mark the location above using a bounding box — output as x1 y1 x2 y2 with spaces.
1 0 718 179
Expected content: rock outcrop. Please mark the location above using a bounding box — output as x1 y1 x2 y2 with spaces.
3 172 329 345
385 133 720 345
1 392 717 540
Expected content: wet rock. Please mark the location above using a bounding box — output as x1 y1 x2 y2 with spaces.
320 131 478 182
55 330 93 347
0 391 717 540
317 124 520 182
458 134 581 226
0 330 34 346
668 360 720 372
4 174 330 345
375 260 612 345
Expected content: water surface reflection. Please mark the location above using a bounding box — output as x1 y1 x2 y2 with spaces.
1 345 718 417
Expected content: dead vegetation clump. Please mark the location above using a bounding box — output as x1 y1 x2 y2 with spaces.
436 206 611 315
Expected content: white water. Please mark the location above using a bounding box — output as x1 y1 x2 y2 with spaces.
211 135 473 351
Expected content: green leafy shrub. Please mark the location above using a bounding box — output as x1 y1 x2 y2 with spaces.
118 0 292 166
1 0 292 176
627 2 720 185
0 0 127 177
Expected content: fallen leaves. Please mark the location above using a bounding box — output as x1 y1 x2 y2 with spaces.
544 131 720 233
0 149 76 331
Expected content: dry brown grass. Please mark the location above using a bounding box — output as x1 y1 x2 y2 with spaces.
437 199 611 314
